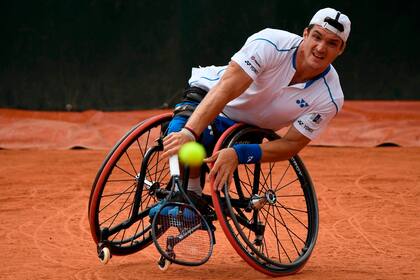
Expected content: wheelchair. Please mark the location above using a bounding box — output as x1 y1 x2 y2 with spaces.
88 112 319 276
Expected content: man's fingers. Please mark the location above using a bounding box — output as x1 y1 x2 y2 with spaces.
208 162 219 182
213 171 221 191
161 149 172 159
162 133 174 145
163 140 178 153
216 172 229 191
162 134 184 158
206 152 219 181
203 153 218 163
206 149 237 192
161 146 180 159
213 164 227 191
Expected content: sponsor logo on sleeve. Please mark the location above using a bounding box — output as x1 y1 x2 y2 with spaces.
250 56 261 67
244 60 259 74
311 113 323 124
297 119 314 133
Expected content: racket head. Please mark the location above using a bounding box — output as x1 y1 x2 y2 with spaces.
151 202 214 266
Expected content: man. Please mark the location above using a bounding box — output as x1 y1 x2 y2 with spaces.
162 7 351 193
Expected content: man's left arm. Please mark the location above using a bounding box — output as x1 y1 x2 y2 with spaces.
260 126 311 162
208 126 310 191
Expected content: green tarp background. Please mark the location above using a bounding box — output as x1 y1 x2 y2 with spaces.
0 0 418 110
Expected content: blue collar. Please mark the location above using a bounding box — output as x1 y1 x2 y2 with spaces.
304 65 331 88
292 42 299 70
292 42 332 88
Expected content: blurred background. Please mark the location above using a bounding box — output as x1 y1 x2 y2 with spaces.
0 0 418 111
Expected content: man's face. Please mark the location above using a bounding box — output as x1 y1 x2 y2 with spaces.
301 25 345 71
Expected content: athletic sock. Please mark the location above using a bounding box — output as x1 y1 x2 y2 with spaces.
187 177 202 196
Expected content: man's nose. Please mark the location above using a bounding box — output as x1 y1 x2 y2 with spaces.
315 41 327 53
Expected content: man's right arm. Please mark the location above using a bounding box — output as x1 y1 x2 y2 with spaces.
185 61 252 136
162 60 252 158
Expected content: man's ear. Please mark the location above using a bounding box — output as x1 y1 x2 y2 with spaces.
338 41 346 55
303 27 309 39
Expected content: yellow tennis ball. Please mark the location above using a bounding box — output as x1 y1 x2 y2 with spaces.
178 142 206 166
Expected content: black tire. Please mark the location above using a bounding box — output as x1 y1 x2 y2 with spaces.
211 124 319 276
88 113 173 255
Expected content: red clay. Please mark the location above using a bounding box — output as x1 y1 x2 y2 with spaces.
1 147 419 279
1 105 419 279
2 101 420 149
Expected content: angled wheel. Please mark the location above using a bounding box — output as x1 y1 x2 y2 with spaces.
88 113 173 255
98 246 111 264
158 256 171 271
211 124 319 276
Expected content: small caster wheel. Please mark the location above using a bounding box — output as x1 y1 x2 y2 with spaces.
157 256 171 271
98 247 111 264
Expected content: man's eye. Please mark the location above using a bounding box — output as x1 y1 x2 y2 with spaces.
328 41 338 47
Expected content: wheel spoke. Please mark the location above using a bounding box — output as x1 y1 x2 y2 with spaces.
258 207 281 261
259 163 275 192
145 165 170 180
136 137 146 159
243 165 255 192
259 170 269 193
272 204 302 256
274 202 308 214
140 129 155 182
275 178 300 193
156 160 169 183
115 164 136 178
100 199 134 227
130 218 145 246
106 186 136 229
99 182 136 212
125 151 138 175
101 188 136 198
271 204 282 263
261 206 307 243
274 163 291 191
260 207 293 263
107 178 137 183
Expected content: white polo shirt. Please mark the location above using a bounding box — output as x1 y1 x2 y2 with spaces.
188 28 344 140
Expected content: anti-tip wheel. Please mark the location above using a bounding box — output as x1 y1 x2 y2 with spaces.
98 247 111 264
158 256 171 271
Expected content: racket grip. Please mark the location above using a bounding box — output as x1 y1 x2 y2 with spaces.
169 155 180 176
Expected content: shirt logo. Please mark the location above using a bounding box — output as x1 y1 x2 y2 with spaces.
311 113 323 124
247 156 254 163
250 56 261 67
244 60 259 74
296 99 309 108
297 120 314 133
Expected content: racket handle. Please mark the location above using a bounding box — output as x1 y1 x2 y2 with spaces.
169 155 180 176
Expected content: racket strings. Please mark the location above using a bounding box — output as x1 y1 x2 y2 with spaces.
154 204 213 264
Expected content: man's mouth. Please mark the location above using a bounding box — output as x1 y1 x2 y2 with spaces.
312 52 324 60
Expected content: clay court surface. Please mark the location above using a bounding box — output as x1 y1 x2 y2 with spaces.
1 102 420 279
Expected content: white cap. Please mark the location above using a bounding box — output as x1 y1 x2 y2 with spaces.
309 8 351 42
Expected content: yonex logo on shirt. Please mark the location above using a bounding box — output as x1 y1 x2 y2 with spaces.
251 56 261 67
296 99 309 108
297 120 314 133
244 60 259 74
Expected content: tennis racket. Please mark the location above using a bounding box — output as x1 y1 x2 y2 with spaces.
151 155 214 268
